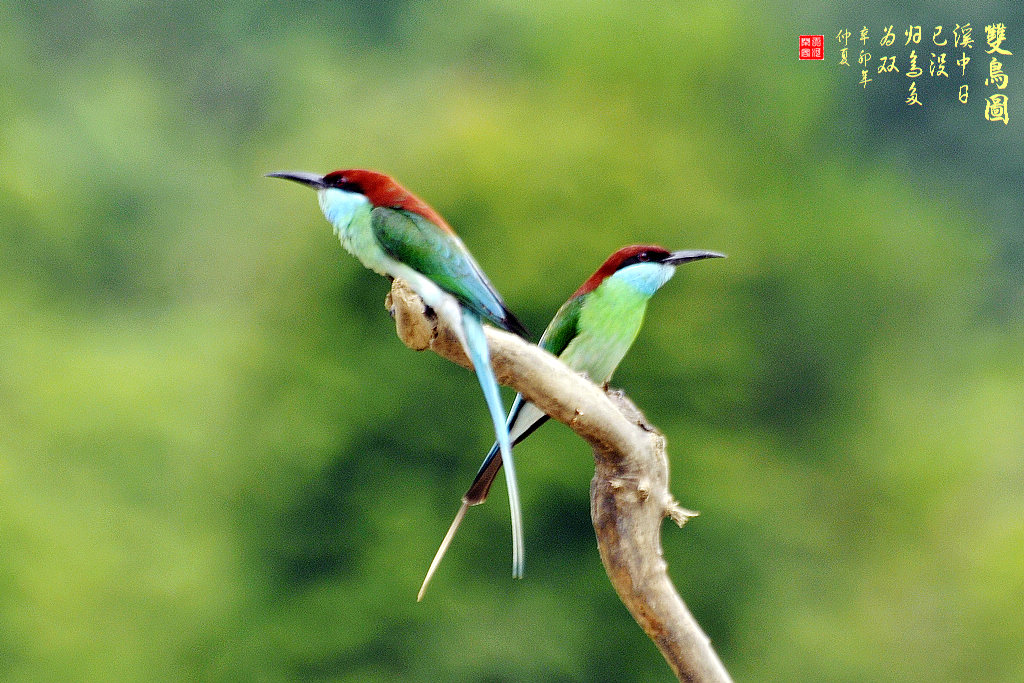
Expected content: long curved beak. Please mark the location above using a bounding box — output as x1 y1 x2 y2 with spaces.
264 171 327 189
665 250 727 265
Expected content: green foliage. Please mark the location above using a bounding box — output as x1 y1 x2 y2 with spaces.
1 1 1022 680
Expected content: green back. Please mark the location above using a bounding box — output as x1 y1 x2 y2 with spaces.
370 207 523 333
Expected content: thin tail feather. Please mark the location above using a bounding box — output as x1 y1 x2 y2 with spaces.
460 310 524 579
418 500 469 601
417 440 503 600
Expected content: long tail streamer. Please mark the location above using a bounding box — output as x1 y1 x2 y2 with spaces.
458 312 523 576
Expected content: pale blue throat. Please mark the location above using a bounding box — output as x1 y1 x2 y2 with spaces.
611 262 676 296
318 187 371 233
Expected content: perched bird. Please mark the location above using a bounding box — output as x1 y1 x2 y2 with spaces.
418 244 724 600
266 169 530 580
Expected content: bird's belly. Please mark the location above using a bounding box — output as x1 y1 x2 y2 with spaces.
562 303 645 383
337 223 392 278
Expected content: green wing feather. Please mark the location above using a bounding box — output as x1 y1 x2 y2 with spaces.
537 295 583 356
370 207 526 335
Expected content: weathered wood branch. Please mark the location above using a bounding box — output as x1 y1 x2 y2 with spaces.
386 279 732 683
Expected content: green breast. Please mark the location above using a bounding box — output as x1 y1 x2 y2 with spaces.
559 277 650 384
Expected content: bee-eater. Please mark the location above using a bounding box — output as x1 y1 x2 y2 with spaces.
418 244 725 599
266 169 530 579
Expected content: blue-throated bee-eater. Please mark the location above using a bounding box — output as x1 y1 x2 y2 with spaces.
418 244 724 599
267 169 530 579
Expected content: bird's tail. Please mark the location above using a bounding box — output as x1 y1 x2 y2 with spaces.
464 443 504 506
459 310 524 579
418 440 503 601
418 499 468 601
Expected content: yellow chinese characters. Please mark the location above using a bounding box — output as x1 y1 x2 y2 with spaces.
837 28 852 65
954 23 974 49
985 23 1012 55
880 25 895 47
986 58 1009 89
836 20 1012 120
877 56 899 73
957 52 971 77
982 23 1011 123
985 94 1009 123
906 50 923 77
906 81 923 106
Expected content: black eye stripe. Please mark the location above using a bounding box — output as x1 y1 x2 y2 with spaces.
618 251 667 269
322 174 361 193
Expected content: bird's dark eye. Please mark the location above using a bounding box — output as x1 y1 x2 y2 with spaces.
637 252 651 262
323 173 361 193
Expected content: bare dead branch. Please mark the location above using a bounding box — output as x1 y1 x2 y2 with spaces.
386 279 732 682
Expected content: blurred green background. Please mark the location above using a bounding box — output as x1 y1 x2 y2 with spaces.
2 1 1022 680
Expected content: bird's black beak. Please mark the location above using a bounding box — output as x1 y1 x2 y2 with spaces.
264 171 327 190
664 250 727 265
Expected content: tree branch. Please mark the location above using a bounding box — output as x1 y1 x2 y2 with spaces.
386 279 732 683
